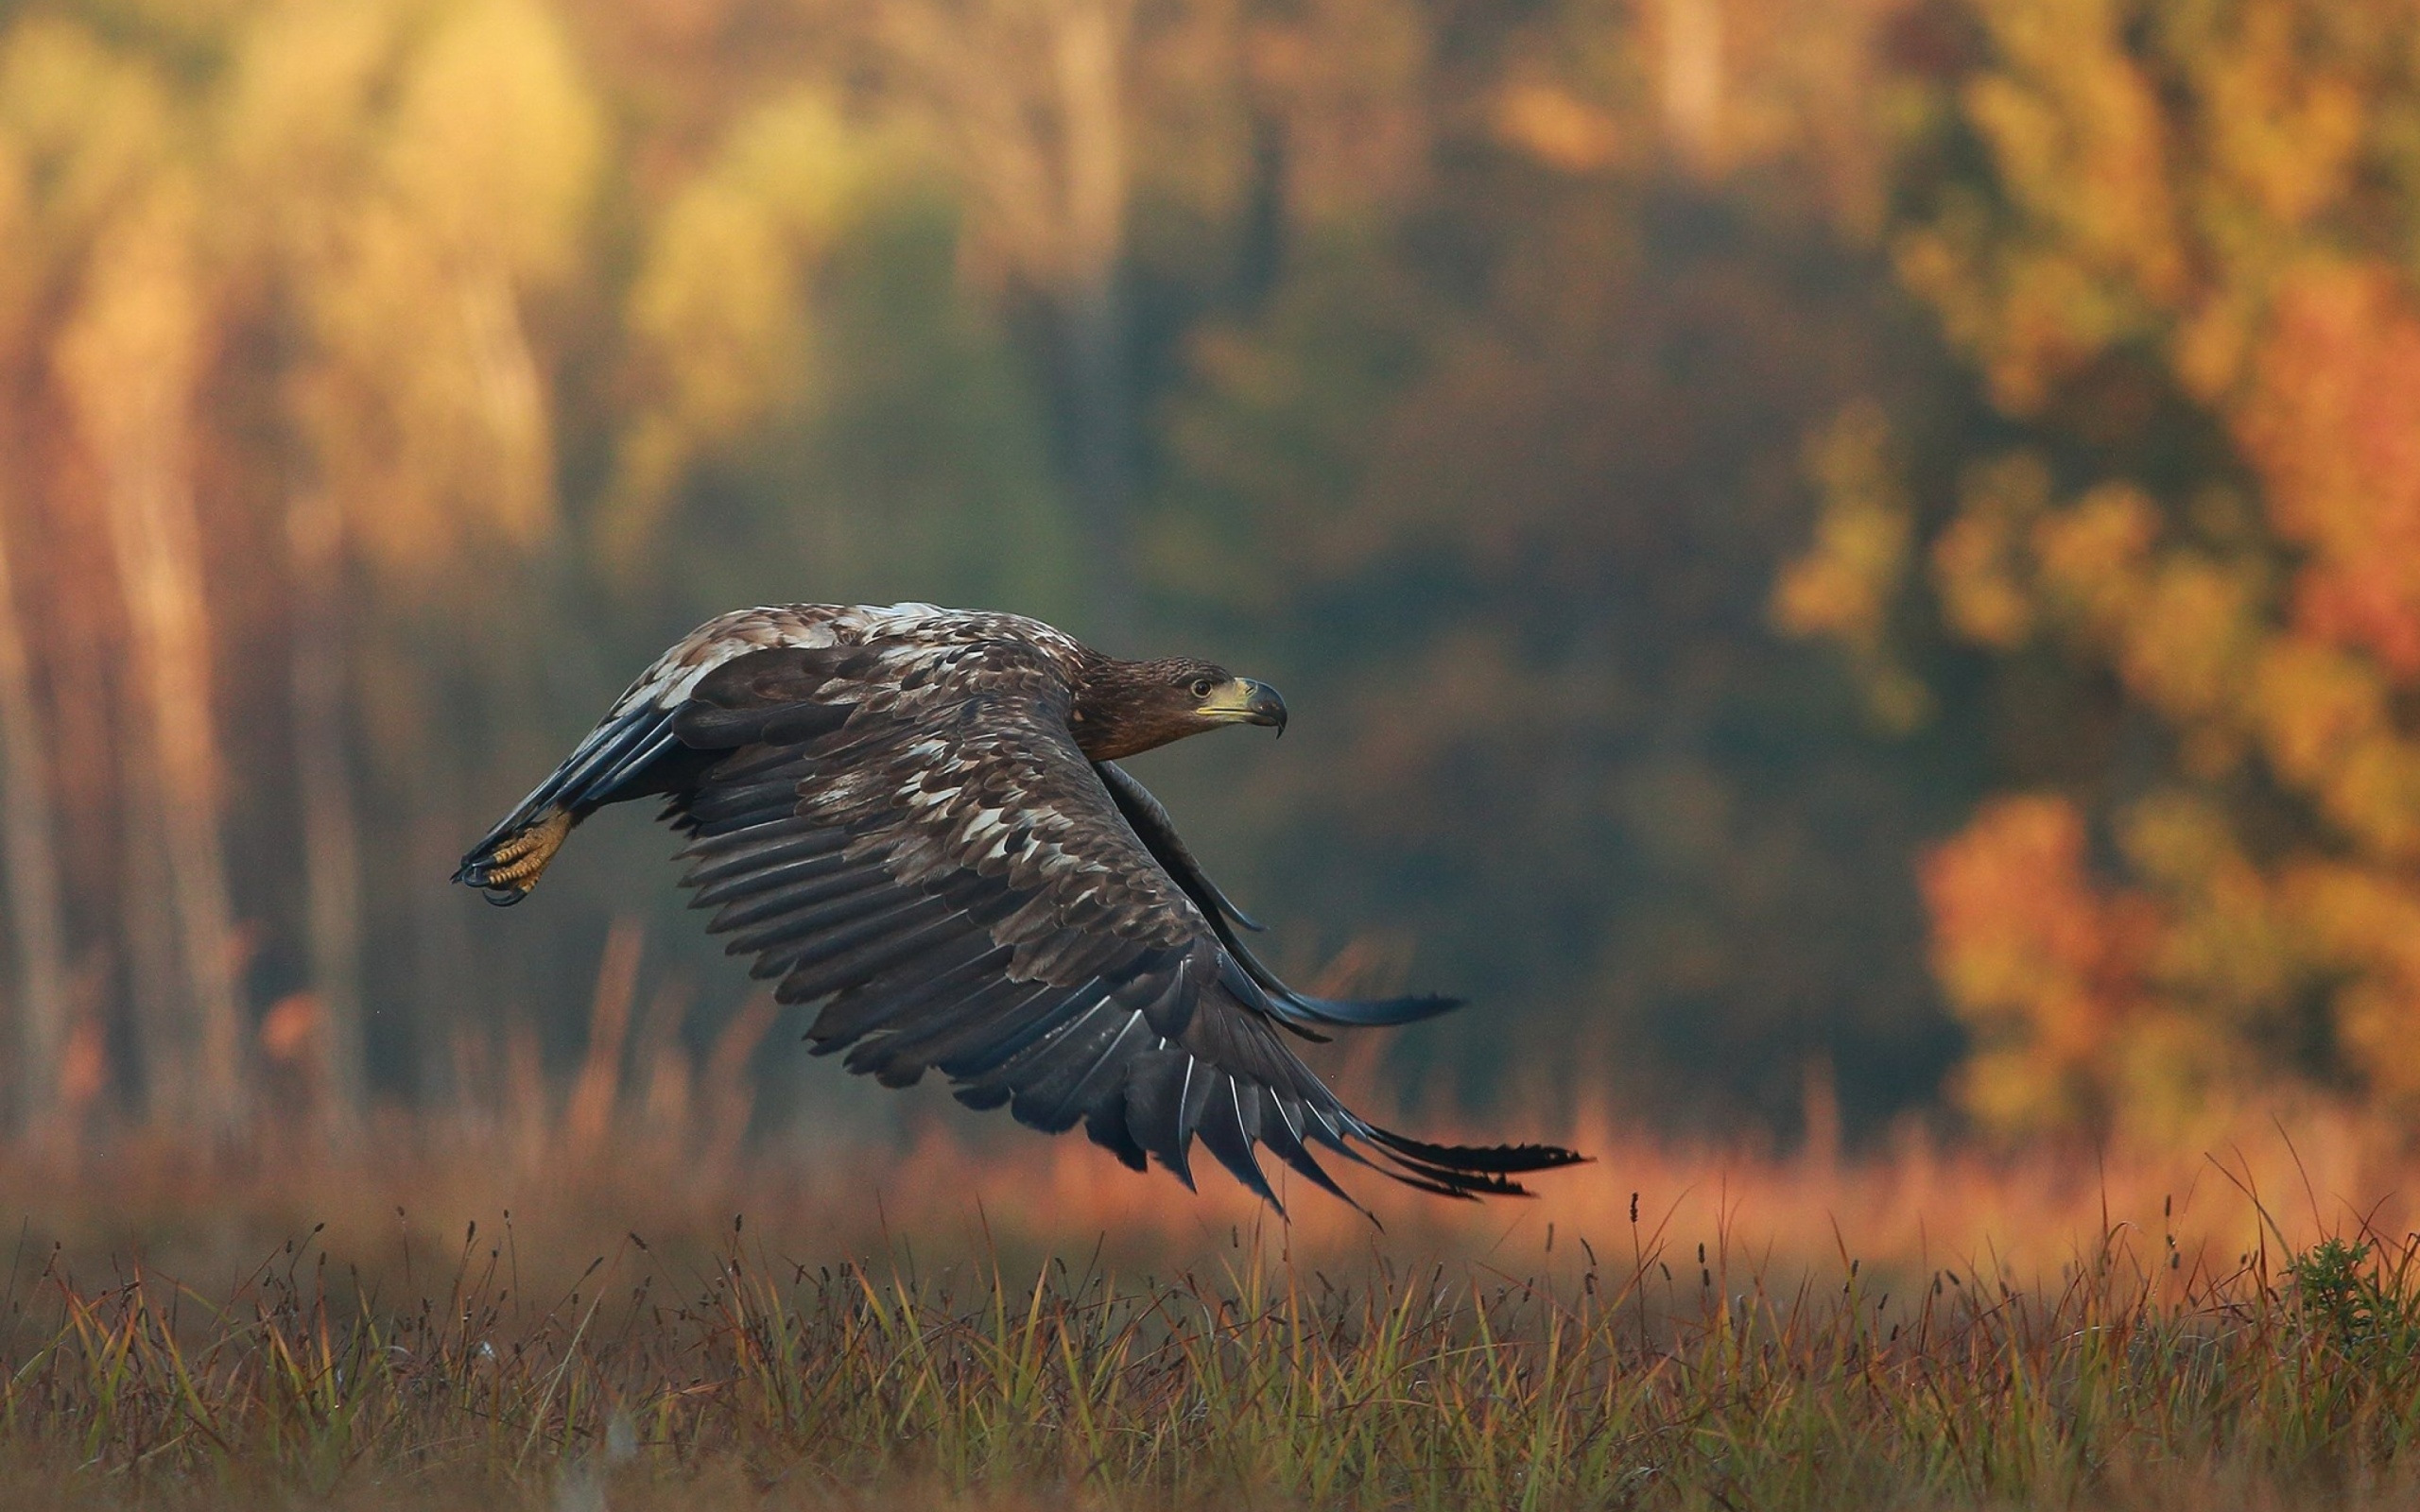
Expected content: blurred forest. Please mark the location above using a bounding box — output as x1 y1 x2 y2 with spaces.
0 0 2412 1151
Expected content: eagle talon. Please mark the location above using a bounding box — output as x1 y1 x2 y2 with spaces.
458 810 573 901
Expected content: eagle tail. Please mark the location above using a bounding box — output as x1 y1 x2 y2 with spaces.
1270 991 1465 1029
1351 1123 1591 1200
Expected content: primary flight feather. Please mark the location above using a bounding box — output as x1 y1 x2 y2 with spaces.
456 603 1583 1211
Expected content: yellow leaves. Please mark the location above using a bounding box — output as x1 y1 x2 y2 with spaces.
1930 514 2031 651
1895 78 2420 1119
1774 401 1930 730
2119 791 2290 1020
2253 641 2381 793
2243 640 2420 859
1930 453 2049 648
0 19 181 246
266 0 608 581
2278 861 2420 1100
14 0 611 587
1924 788 2311 1135
1926 452 2266 766
1775 404 1910 646
602 93 890 570
2325 737 2420 860
1821 7 2420 1127
2031 485 2262 745
2117 558 2257 748
1964 6 2183 297
384 0 599 286
2032 482 2155 622
1893 0 2186 413
2199 1 2366 233
1900 0 2388 422
219 1 395 238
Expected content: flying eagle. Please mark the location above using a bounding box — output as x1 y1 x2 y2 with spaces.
456 603 1582 1210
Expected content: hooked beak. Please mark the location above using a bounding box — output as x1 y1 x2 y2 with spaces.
1199 677 1288 734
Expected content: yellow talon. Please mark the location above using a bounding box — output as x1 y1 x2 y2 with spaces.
482 810 573 893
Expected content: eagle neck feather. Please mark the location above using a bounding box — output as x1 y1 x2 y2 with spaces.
1066 651 1199 762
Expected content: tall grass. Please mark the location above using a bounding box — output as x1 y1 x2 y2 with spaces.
9 1125 2420 1509
16 960 2420 1507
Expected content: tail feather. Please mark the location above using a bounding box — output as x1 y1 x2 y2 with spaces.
1271 991 1465 1029
1356 1124 1591 1199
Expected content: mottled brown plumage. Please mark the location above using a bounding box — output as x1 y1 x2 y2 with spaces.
457 603 1583 1211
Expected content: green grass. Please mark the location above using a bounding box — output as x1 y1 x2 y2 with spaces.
8 1206 2420 1509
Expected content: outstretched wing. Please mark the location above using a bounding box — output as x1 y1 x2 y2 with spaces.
657 633 1580 1209
457 605 863 900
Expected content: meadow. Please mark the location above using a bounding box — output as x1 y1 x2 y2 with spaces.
10 1079 2420 1511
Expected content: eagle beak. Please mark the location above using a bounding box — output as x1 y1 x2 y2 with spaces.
1201 677 1288 733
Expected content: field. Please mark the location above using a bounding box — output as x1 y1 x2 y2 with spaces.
9 1092 2420 1510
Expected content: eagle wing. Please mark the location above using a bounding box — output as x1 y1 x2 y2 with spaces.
460 605 1582 1208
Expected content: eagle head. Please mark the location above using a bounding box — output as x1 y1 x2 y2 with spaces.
1068 656 1288 761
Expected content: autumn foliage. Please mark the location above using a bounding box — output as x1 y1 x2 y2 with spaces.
4 0 2420 1150
1786 0 2420 1133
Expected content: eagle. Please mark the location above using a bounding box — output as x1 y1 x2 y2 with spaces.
456 603 1582 1211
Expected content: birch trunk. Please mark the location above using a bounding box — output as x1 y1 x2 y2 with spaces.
60 198 248 1133
1661 0 1724 170
0 483 69 1134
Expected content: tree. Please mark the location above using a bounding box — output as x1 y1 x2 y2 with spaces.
1787 0 2420 1133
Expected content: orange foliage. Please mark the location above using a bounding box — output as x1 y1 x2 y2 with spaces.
1920 795 2158 1131
2238 263 2420 681
1784 0 2420 1135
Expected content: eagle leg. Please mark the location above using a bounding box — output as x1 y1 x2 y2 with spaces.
455 809 574 903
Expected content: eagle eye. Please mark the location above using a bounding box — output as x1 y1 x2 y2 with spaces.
1189 677 1216 698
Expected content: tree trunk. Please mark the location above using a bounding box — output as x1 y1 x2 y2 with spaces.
287 483 366 1133
1661 0 1724 170
60 198 248 1134
0 483 70 1136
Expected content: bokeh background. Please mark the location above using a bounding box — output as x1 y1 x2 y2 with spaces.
0 0 2414 1167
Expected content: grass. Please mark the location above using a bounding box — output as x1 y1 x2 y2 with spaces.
9 1111 2420 1509
16 955 2420 1508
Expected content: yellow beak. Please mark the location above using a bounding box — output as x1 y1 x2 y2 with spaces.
1197 678 1288 731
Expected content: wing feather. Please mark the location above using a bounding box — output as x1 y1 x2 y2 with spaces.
807 936 1014 1051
